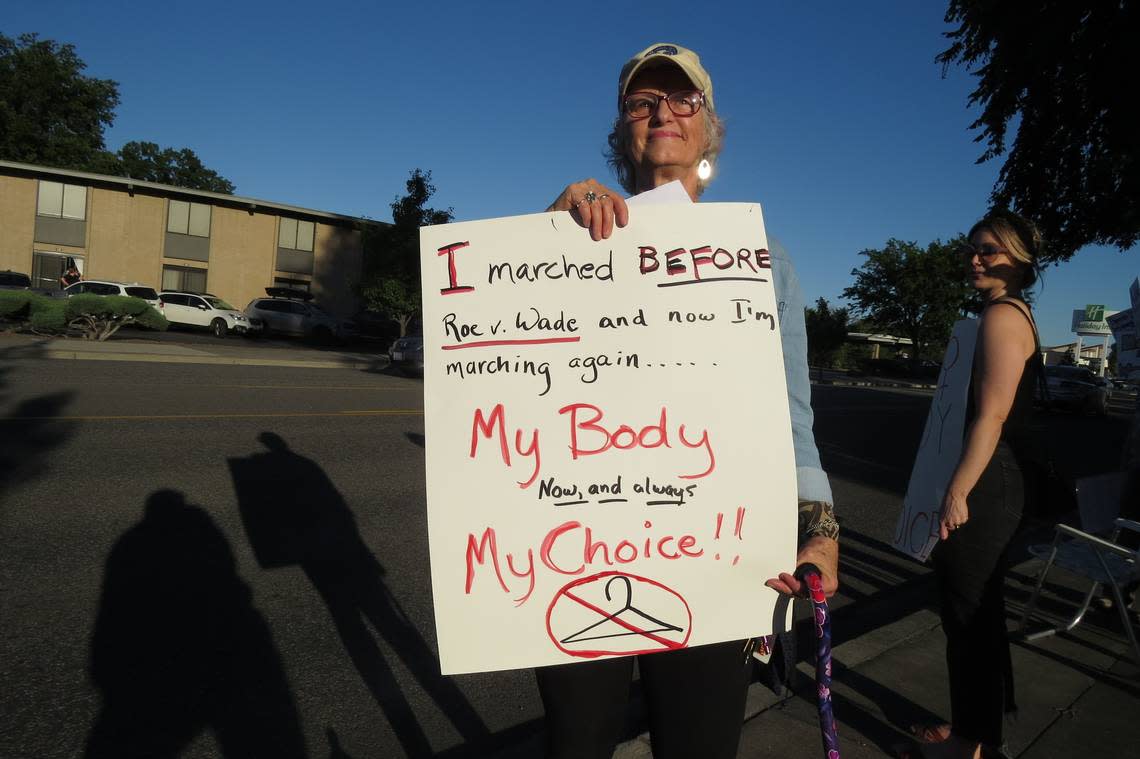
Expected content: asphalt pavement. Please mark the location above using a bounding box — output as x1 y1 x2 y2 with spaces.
1 332 1136 758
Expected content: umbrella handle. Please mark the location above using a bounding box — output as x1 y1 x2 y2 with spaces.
795 563 839 759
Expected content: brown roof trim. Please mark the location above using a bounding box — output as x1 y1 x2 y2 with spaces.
0 159 386 229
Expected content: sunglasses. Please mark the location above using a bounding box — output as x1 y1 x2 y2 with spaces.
622 90 705 120
959 243 1007 263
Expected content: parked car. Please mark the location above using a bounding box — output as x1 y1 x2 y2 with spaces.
243 288 356 342
0 270 32 290
1038 365 1109 415
1091 375 1114 403
62 280 161 310
159 291 255 337
388 335 424 375
352 310 401 344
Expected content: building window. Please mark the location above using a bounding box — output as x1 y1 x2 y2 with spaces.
32 252 84 291
37 181 87 220
278 218 315 252
273 277 310 293
162 265 208 293
167 200 211 237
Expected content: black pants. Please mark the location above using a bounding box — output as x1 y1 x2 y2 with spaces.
932 442 1025 747
535 639 753 759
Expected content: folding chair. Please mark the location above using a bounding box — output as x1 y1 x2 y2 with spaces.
1018 472 1140 662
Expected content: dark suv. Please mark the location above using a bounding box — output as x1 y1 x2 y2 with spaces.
0 270 32 290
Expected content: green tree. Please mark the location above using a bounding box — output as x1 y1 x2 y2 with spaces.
359 278 420 338
805 297 849 379
1 32 234 192
842 238 974 367
359 169 453 336
90 141 235 194
938 1 1138 261
0 32 119 168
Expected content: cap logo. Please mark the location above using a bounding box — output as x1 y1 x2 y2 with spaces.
646 45 678 57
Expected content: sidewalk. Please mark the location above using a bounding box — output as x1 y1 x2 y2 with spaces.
0 332 389 371
616 555 1139 758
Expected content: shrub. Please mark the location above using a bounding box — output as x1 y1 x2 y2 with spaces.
0 290 35 319
2 292 167 340
28 297 68 331
64 294 168 340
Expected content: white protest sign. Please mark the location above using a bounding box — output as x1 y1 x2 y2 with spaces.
419 203 798 675
893 319 978 562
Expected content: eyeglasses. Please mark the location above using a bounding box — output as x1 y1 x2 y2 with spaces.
622 90 705 120
959 243 1007 263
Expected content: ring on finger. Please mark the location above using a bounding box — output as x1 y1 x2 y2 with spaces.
598 193 609 201
584 190 598 205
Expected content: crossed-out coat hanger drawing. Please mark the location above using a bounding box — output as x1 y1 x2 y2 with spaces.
560 574 685 644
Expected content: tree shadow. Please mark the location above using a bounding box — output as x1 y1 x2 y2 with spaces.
85 489 307 758
228 433 488 758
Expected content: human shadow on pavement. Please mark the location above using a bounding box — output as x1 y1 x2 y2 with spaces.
229 432 489 758
85 490 307 758
0 342 76 503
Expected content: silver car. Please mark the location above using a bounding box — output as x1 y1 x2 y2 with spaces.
244 291 356 342
1039 365 1109 415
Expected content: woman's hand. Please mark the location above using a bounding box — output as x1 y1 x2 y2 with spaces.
939 490 970 540
546 179 628 241
765 536 839 598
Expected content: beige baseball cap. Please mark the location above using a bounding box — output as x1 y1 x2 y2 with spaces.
617 42 715 111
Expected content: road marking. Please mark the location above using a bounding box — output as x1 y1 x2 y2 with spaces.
191 384 412 391
0 410 423 422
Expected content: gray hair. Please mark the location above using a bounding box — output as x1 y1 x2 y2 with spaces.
605 107 726 196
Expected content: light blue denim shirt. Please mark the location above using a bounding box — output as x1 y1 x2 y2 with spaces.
768 236 834 506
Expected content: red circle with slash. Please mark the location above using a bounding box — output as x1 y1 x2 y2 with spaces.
546 571 692 658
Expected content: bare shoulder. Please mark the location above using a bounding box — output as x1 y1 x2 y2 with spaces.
980 301 1036 352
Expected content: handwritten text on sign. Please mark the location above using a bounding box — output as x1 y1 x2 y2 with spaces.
420 204 798 674
893 319 978 561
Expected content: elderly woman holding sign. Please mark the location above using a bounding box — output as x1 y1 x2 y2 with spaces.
898 212 1043 759
539 42 839 758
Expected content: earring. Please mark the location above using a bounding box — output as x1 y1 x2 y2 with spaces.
697 158 712 181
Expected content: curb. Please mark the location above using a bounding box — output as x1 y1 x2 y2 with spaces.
817 379 938 390
37 348 385 371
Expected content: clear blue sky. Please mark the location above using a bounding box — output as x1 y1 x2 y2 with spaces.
7 0 1135 348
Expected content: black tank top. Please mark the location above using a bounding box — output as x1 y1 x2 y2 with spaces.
964 298 1038 455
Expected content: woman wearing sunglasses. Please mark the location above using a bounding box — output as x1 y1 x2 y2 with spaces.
540 42 839 758
901 211 1043 759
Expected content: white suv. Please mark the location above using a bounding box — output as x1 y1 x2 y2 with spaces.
62 279 161 309
159 291 254 337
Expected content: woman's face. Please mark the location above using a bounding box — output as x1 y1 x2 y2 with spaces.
964 228 1024 293
623 65 708 185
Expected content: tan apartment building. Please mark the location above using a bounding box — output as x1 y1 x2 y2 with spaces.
0 160 377 318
